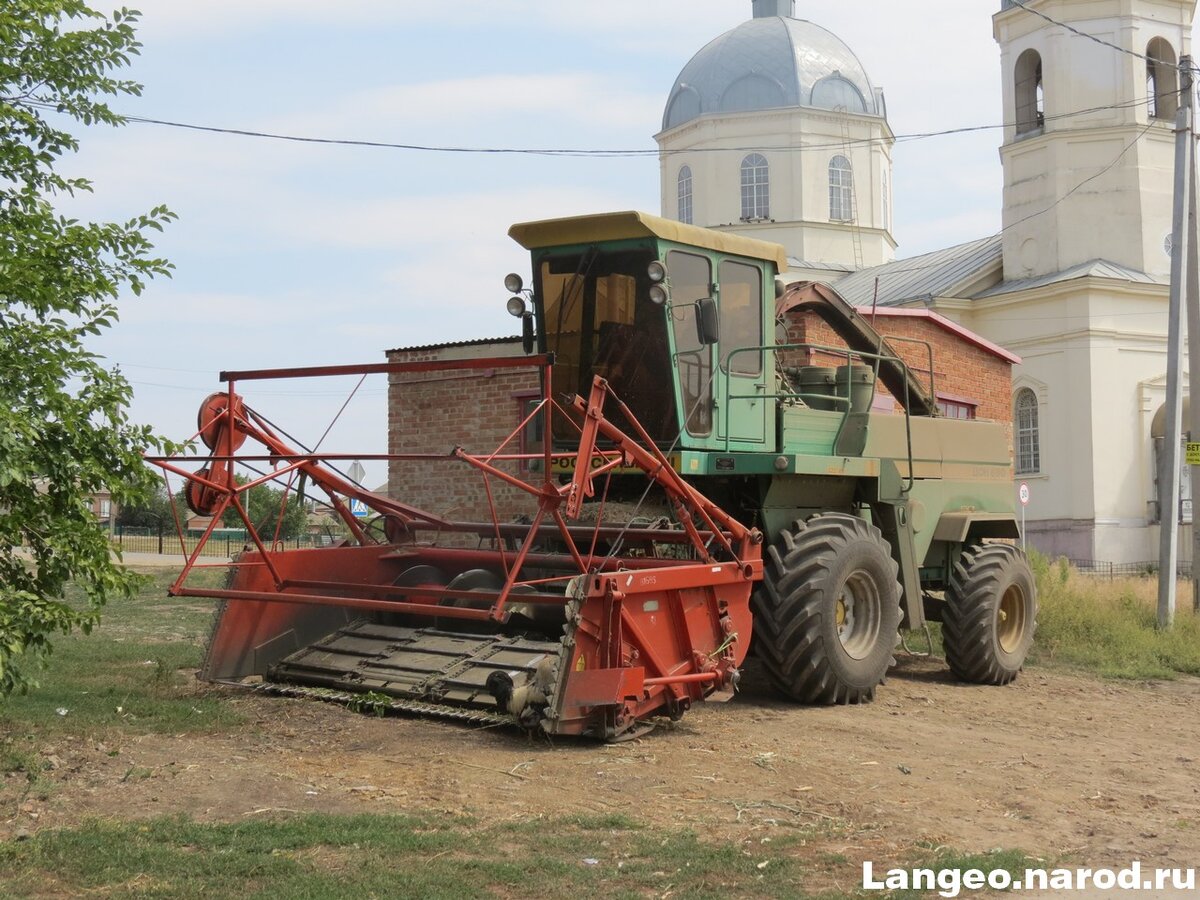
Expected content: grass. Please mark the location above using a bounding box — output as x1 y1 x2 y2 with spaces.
0 810 1034 899
899 552 1200 682
0 569 239 756
1027 552 1200 679
0 812 811 899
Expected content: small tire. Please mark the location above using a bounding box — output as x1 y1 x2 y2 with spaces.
752 513 902 704
943 543 1037 685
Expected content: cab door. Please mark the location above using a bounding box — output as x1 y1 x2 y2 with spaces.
666 250 716 441
715 258 767 446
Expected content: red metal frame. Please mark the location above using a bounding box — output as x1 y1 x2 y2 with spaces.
146 356 763 739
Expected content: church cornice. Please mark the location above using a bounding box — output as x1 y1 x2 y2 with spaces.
970 273 1168 308
1001 120 1174 156
1003 327 1169 352
655 105 893 144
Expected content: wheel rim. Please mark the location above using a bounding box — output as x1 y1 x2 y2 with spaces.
836 570 883 660
996 583 1027 654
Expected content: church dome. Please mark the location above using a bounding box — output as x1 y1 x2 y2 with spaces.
662 14 883 132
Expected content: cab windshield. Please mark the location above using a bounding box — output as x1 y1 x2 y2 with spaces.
538 247 677 444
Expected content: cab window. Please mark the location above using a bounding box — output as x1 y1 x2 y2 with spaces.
666 250 713 436
718 259 763 376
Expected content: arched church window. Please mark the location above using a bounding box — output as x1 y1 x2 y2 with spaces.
1147 38 1179 120
677 166 693 225
1015 49 1044 135
829 155 853 222
1015 388 1040 475
811 74 867 114
740 154 769 221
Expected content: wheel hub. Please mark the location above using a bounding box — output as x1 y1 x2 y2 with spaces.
996 584 1027 654
836 570 882 660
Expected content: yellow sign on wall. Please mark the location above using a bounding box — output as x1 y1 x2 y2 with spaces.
1187 443 1200 465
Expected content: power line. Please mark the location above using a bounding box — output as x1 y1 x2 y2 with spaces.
833 122 1159 296
1002 122 1155 233
13 93 1165 159
126 377 388 397
1005 0 1199 72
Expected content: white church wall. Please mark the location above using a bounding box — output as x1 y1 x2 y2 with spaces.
657 105 895 270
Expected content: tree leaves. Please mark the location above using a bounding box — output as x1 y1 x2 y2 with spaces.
0 2 173 695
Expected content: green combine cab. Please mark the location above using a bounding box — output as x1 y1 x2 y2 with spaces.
508 210 1036 704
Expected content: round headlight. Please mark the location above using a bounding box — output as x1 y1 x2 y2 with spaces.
647 260 667 283
504 273 524 294
649 284 669 306
506 296 527 318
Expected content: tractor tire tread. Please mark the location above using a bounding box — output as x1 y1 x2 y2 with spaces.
943 543 1037 685
752 513 901 705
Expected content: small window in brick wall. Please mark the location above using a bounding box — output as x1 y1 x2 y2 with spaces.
937 394 977 420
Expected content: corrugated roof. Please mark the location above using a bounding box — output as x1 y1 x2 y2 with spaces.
386 335 521 354
833 234 1003 306
786 257 854 274
972 258 1165 298
863 308 1021 364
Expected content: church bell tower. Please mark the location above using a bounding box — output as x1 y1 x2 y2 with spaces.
994 0 1196 282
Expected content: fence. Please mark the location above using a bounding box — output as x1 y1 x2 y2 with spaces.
1068 559 1194 580
110 529 338 558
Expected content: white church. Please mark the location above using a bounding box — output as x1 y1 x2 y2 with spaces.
656 0 1195 565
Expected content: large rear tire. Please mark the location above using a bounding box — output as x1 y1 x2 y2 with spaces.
752 513 902 704
943 543 1037 685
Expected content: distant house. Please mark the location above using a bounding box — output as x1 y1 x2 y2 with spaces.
86 489 115 529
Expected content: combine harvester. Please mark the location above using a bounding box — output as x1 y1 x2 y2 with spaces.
150 212 1035 741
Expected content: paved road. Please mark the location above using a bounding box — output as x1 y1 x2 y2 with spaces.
116 551 230 567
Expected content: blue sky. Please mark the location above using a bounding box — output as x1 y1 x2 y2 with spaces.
58 0 1179 488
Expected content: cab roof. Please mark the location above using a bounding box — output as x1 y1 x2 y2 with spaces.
508 210 789 272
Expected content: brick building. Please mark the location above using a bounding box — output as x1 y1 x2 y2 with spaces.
781 306 1019 424
387 337 537 522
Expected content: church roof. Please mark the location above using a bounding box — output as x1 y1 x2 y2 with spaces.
833 235 1003 306
662 15 883 132
834 239 1166 309
972 258 1165 298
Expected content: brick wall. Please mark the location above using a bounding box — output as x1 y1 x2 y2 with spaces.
386 340 540 523
781 309 1015 423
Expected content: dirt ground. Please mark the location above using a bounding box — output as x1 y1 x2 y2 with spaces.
4 655 1199 879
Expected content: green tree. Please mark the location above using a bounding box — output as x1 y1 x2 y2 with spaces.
0 2 175 694
222 480 307 542
115 480 173 531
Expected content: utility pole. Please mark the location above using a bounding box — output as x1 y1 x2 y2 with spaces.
1187 59 1200 614
1158 58 1195 629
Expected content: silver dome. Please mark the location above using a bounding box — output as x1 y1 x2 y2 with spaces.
662 16 882 131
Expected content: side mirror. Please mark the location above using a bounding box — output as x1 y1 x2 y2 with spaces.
695 297 719 346
522 313 535 355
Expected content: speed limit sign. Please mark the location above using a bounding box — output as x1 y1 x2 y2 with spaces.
1018 482 1030 506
